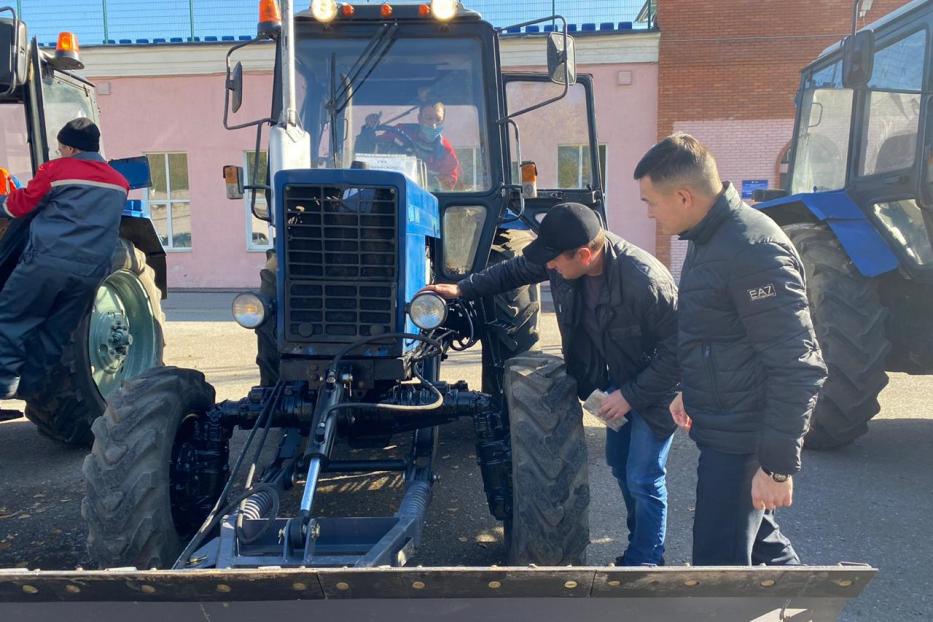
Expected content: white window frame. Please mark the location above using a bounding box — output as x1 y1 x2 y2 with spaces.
146 152 191 252
244 151 272 252
558 144 608 191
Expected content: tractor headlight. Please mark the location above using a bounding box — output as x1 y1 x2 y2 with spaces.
311 0 339 23
431 0 459 21
408 292 448 330
232 293 268 329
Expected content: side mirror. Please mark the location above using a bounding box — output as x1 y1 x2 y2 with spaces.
0 18 27 94
842 30 874 89
227 61 244 114
547 32 576 86
109 156 151 190
223 164 244 200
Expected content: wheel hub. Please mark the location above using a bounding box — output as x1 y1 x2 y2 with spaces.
91 311 134 374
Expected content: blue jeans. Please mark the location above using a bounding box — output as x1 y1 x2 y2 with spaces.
604 410 673 566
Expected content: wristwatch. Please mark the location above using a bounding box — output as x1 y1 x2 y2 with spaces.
762 467 790 483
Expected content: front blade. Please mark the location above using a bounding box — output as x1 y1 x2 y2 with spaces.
0 565 875 622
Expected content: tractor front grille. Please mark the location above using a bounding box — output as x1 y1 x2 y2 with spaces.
283 184 397 342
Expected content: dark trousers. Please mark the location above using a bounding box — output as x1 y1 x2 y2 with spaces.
692 445 800 566
0 255 102 396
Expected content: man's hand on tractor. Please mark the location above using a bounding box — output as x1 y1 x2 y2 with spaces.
669 392 691 430
420 283 461 299
598 389 631 423
751 468 793 512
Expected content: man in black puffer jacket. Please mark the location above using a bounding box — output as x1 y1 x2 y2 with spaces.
424 203 679 567
634 134 827 566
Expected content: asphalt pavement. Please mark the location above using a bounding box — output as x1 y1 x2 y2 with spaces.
0 291 931 620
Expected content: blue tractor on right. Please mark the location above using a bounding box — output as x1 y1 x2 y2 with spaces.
756 0 933 448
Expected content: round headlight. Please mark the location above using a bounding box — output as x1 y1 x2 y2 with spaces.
311 0 339 23
409 292 448 330
232 293 267 329
431 0 458 21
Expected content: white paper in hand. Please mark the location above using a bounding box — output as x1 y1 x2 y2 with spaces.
582 389 627 432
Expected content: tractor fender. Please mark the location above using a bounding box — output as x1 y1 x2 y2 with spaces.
755 190 899 278
119 202 167 298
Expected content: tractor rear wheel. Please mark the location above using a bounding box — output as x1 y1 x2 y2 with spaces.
784 223 891 449
503 351 589 565
82 366 226 569
23 239 165 446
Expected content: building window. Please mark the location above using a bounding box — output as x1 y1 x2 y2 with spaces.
146 152 191 250
244 150 272 251
557 144 607 190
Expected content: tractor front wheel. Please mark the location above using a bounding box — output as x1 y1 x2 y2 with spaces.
503 351 589 565
82 366 226 569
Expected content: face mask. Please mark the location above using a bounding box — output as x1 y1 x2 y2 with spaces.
420 124 443 142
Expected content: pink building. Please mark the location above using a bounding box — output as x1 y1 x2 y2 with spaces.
78 31 661 289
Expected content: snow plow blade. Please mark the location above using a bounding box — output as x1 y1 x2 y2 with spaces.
0 564 874 621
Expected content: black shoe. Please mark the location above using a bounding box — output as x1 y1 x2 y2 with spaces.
0 409 22 422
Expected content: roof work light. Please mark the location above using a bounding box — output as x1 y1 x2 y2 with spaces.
54 32 84 71
311 0 339 23
431 0 458 21
258 0 282 38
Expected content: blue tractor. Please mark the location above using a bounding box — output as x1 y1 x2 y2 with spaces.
80 1 600 571
756 0 933 448
0 12 165 445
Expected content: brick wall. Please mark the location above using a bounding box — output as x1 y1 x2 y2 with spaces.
653 0 911 265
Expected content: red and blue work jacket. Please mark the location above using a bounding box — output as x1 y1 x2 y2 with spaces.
0 152 129 275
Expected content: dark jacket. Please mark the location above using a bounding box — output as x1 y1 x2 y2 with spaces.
678 182 827 474
0 152 129 276
458 232 679 439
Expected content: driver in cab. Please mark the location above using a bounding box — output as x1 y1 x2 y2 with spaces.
354 102 462 191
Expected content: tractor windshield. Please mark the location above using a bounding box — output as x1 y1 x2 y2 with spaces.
294 30 491 194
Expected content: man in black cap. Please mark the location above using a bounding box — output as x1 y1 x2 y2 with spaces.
424 203 679 566
0 117 128 399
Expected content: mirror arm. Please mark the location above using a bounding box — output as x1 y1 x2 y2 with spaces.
496 15 570 124
224 38 276 131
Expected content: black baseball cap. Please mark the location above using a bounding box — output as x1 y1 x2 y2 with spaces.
523 202 603 265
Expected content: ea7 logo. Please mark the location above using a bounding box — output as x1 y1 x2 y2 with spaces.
747 283 776 302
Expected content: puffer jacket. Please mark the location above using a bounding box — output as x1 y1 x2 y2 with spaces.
677 182 827 474
0 152 129 276
458 231 679 439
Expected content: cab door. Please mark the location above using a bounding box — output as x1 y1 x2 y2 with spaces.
28 41 103 163
502 73 606 227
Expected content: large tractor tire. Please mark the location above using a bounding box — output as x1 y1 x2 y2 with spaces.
22 239 165 446
82 366 225 569
784 224 891 449
256 253 279 386
481 229 540 394
503 351 589 565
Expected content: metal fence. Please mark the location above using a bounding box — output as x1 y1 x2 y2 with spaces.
15 0 654 46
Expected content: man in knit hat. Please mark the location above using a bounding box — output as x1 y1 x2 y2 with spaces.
0 117 129 400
